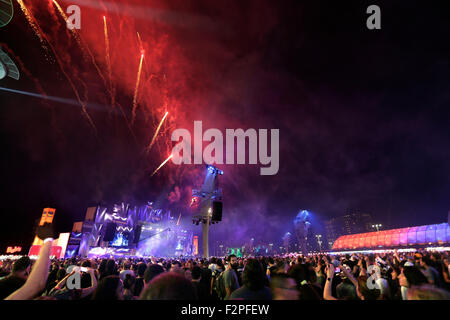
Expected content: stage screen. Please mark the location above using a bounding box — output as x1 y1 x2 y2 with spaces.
110 231 130 247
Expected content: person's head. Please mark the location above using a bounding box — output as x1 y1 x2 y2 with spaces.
184 268 192 280
228 255 238 268
268 257 274 265
144 264 165 285
12 256 31 280
92 275 123 300
139 272 197 300
336 280 358 300
275 260 287 274
407 284 450 300
241 259 266 291
420 256 432 268
356 275 380 300
123 274 136 292
136 262 147 277
270 274 299 300
98 259 107 273
105 259 116 273
216 259 224 269
56 268 67 281
191 266 202 281
399 266 428 288
170 261 182 273
122 260 131 270
287 263 308 287
81 260 92 268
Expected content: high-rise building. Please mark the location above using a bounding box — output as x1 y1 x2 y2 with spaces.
325 210 374 247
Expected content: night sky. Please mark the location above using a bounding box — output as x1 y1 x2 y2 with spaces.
0 0 449 250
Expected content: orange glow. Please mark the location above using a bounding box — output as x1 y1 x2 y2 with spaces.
131 53 145 124
146 111 168 152
151 154 173 176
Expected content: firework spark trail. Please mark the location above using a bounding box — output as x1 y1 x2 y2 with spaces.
17 0 97 134
16 0 49 52
103 15 115 107
52 0 108 92
131 52 144 125
137 32 143 52
146 111 168 153
102 15 136 141
151 154 173 177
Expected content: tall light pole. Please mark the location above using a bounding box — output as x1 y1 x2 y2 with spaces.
192 165 223 258
315 234 323 252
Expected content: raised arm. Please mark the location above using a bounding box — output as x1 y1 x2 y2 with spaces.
5 239 53 300
323 263 337 300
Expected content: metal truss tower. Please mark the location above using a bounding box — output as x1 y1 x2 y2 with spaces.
192 165 223 258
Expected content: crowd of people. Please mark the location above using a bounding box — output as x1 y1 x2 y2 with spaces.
1 240 449 300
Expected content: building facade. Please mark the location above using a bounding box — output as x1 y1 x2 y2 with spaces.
325 211 374 248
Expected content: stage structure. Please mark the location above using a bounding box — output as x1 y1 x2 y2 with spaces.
0 1 14 28
0 47 20 80
66 202 194 258
294 210 311 255
192 165 223 258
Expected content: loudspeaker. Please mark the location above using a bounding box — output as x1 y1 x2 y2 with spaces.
133 225 142 243
103 222 116 241
211 201 222 222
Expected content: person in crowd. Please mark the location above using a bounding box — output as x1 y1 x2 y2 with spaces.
2 245 449 301
92 275 123 300
323 262 381 300
420 256 443 288
0 256 31 299
191 266 211 300
140 272 197 300
49 267 98 300
123 274 137 300
407 284 450 300
143 264 165 288
5 239 53 300
266 257 277 280
119 260 135 281
133 262 147 297
209 257 218 274
288 262 322 300
223 255 240 299
399 263 429 300
184 267 192 280
100 259 118 280
44 268 66 296
270 274 299 300
229 259 272 300
210 259 224 299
